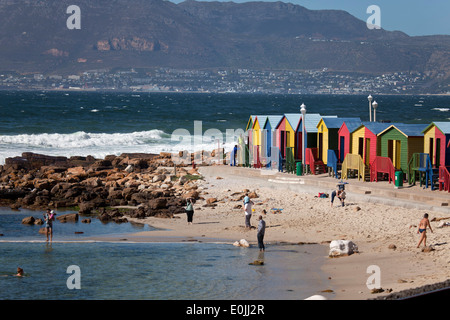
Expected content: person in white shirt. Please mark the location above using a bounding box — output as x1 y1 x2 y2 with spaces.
243 195 254 229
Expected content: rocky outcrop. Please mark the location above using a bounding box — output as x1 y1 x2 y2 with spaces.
0 151 222 224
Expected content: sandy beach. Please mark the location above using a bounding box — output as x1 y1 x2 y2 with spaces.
108 164 450 300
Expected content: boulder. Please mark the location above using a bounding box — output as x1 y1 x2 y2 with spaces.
152 174 166 183
248 191 258 199
21 216 35 225
182 190 199 200
206 197 218 204
233 239 250 248
56 213 79 222
148 198 168 210
329 240 358 257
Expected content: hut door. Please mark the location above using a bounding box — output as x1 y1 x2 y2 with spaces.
388 140 394 164
339 136 345 162
280 131 286 158
394 140 401 169
358 137 364 158
318 133 323 161
365 138 371 166
429 138 434 166
436 138 441 167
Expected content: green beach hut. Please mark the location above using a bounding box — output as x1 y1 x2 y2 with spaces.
377 123 427 173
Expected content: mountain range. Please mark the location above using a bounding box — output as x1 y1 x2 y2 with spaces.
0 0 448 88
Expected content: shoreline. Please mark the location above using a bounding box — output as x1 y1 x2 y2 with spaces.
111 165 449 300
2 158 449 300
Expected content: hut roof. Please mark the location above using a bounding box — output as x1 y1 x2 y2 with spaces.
378 123 428 137
319 117 361 129
264 115 283 129
299 113 337 133
422 122 450 135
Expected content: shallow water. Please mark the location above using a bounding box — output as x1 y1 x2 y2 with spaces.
0 207 331 300
0 208 153 241
0 241 329 300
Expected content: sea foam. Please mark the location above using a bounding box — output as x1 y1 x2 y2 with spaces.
0 130 236 164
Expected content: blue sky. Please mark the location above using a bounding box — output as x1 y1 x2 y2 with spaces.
174 1 449 36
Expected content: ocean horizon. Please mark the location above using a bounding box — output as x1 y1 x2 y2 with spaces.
0 91 449 164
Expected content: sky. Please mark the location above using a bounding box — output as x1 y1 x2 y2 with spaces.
174 0 449 36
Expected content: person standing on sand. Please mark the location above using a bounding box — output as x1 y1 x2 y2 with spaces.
257 215 266 252
185 198 194 225
243 195 254 229
417 213 433 248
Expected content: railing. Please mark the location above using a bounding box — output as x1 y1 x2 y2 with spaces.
342 153 366 181
327 149 339 178
407 153 429 185
439 166 450 192
252 145 261 168
286 147 296 173
370 156 395 183
305 148 318 175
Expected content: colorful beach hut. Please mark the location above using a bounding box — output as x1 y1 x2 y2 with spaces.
316 117 361 165
337 119 363 163
377 123 427 173
263 115 283 158
294 114 337 161
251 115 268 154
275 113 301 159
422 122 450 168
350 122 393 166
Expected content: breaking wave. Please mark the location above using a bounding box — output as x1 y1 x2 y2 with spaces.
0 129 237 164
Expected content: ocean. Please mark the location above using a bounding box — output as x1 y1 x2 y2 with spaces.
0 91 449 164
0 91 449 300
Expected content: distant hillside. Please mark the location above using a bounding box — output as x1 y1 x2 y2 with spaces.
0 0 448 89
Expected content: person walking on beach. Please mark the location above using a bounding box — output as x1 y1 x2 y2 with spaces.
243 195 254 229
185 198 195 225
43 209 55 242
417 213 433 248
257 215 266 252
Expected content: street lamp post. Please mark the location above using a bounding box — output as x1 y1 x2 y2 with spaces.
300 103 306 174
372 101 378 122
368 95 373 122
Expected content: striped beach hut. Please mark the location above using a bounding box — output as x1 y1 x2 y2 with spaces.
275 113 301 159
263 115 283 158
422 122 450 168
251 115 268 155
316 117 361 165
337 118 363 163
351 122 393 166
378 123 427 172
295 114 337 161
